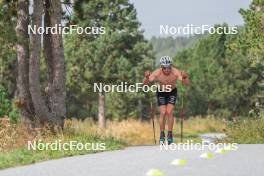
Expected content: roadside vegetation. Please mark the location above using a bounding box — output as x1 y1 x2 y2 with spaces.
226 117 264 144
0 118 125 169
1 114 264 169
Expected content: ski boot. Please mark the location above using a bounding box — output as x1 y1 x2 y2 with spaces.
167 131 173 145
159 131 165 145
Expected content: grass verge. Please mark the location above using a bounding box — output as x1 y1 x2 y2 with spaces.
225 117 264 144
0 118 126 169
0 135 125 169
66 116 226 145
2 115 262 169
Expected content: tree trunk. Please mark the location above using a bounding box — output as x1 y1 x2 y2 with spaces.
138 99 143 121
98 92 106 128
15 0 65 128
43 0 66 127
15 0 35 124
29 0 61 126
43 0 54 103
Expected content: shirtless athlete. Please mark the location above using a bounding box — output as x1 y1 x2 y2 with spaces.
143 56 188 145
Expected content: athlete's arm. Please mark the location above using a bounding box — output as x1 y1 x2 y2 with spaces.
180 71 189 85
143 69 159 85
173 68 189 85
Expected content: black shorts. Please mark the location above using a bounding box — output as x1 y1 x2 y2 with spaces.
156 88 177 106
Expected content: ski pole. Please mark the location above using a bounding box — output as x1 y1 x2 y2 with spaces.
180 72 186 143
150 101 156 145
180 97 184 143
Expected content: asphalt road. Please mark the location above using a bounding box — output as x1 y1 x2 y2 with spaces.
0 144 264 176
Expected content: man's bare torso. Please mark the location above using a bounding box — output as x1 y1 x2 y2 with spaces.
149 67 181 89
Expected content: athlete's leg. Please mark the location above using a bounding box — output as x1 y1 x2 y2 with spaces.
158 105 166 144
159 105 167 131
157 92 167 144
166 104 175 131
167 89 177 131
166 103 175 144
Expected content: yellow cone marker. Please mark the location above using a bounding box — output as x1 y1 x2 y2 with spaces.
146 169 165 176
215 148 227 153
171 159 186 166
225 145 237 151
200 152 214 158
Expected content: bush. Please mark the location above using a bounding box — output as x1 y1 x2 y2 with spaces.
8 107 19 123
0 86 19 122
0 86 11 117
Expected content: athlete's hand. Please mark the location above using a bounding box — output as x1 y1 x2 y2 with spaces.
181 71 189 85
182 78 189 85
144 71 151 79
181 71 188 79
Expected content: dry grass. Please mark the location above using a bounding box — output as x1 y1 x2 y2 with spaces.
104 119 159 145
0 117 63 152
64 115 227 145
176 115 226 134
0 115 226 151
0 117 124 169
0 117 35 152
226 117 264 143
1 115 262 169
65 118 158 145
65 118 144 145
1 114 262 155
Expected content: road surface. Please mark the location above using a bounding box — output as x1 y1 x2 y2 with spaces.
0 144 264 176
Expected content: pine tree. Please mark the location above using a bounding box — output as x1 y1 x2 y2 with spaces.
0 1 17 96
65 0 154 126
237 0 264 116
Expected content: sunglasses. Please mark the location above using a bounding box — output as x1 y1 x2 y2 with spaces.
162 66 171 70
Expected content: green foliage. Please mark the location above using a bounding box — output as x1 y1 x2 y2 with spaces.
237 0 264 114
150 1 264 119
0 1 17 96
172 24 259 117
8 104 19 123
238 0 264 66
0 86 19 122
0 86 11 117
0 0 262 121
65 0 155 119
